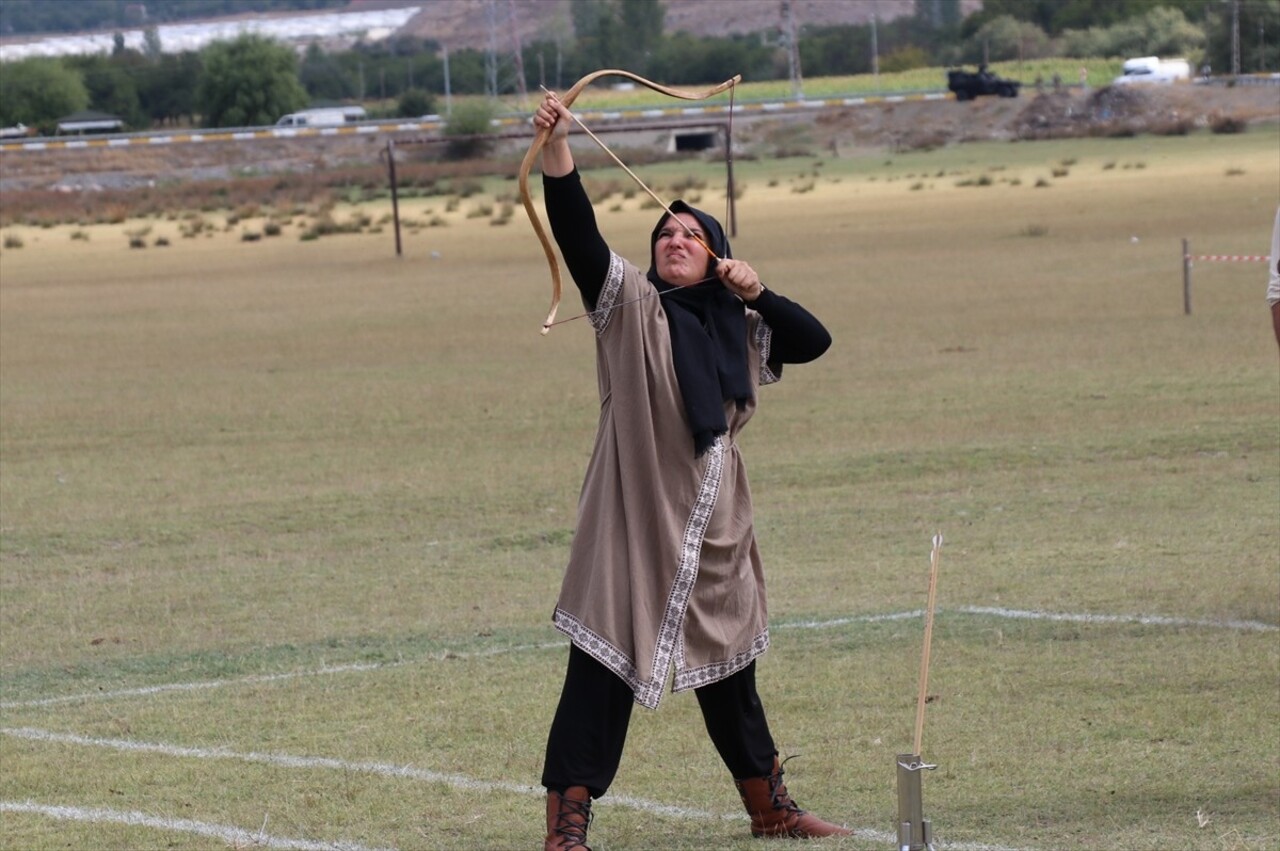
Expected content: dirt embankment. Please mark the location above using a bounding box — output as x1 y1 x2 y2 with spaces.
812 82 1279 153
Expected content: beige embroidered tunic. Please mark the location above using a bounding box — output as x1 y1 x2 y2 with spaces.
553 252 779 709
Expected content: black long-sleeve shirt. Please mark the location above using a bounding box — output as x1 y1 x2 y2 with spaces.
543 169 832 364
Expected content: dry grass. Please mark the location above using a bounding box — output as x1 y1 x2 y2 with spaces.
0 126 1277 850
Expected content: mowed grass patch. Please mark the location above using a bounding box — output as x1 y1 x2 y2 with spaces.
1 125 1277 849
0 617 1273 850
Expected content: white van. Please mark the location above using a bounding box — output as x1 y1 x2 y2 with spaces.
1113 56 1191 85
276 107 364 127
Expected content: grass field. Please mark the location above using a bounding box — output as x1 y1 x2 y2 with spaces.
1 124 1278 850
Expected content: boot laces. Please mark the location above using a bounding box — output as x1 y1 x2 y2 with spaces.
769 755 807 815
553 795 593 849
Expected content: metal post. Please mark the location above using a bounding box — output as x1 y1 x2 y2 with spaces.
896 755 934 851
1182 237 1191 315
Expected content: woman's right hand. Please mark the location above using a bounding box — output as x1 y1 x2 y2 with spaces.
535 91 575 177
534 91 572 141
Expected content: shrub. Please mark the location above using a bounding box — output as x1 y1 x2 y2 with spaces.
443 101 498 160
397 88 435 119
4 234 23 249
1152 118 1193 136
1210 114 1247 134
880 45 930 73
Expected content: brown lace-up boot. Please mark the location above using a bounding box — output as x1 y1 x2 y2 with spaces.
734 758 852 839
544 786 593 850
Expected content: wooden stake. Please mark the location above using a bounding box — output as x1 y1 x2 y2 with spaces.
913 533 943 757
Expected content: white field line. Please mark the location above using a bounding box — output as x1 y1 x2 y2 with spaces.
0 799 391 851
0 642 566 710
951 605 1278 632
0 727 1024 851
772 606 1279 633
3 607 1273 712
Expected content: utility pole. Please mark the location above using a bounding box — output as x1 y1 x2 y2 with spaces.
442 43 452 115
781 0 802 99
1231 0 1240 77
1259 17 1266 72
485 0 499 98
871 8 879 83
510 0 527 106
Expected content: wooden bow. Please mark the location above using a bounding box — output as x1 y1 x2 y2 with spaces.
517 70 741 334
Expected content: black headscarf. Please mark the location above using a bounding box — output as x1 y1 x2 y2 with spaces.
646 201 752 456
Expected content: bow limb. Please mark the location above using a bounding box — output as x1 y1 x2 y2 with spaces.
518 70 741 335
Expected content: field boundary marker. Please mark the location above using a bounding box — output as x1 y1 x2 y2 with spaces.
3 608 1272 711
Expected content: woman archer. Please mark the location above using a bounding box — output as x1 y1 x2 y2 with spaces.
532 90 850 850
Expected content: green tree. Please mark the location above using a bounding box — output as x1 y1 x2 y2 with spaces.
142 27 164 59
647 32 776 86
915 0 964 28
196 34 308 127
1202 0 1280 75
138 51 201 126
300 43 356 102
0 57 89 130
964 15 1052 63
67 54 147 129
800 25 872 76
571 0 622 72
969 0 1208 37
1060 6 1205 61
618 0 666 70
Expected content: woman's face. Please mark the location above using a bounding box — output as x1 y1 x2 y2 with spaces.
654 212 712 286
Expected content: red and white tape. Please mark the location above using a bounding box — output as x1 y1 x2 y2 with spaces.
1185 254 1269 263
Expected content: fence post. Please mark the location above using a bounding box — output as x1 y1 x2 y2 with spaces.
387 139 402 258
1182 237 1192 315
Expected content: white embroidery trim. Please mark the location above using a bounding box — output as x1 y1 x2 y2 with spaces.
553 436 726 709
588 252 627 335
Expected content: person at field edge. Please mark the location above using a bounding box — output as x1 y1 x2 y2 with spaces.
1268 205 1280 350
532 91 848 850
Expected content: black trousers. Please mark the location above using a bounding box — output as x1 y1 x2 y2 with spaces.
542 644 778 798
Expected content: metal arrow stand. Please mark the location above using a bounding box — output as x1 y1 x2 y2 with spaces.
897 533 942 851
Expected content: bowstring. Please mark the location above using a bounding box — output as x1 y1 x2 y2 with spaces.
540 75 738 332
726 79 735 231
542 274 719 329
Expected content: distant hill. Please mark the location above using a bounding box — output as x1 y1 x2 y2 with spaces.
0 0 348 36
0 0 982 57
380 0 933 50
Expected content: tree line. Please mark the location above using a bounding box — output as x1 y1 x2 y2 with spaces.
0 0 1275 135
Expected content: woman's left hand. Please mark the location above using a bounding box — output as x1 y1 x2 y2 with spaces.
716 259 765 303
